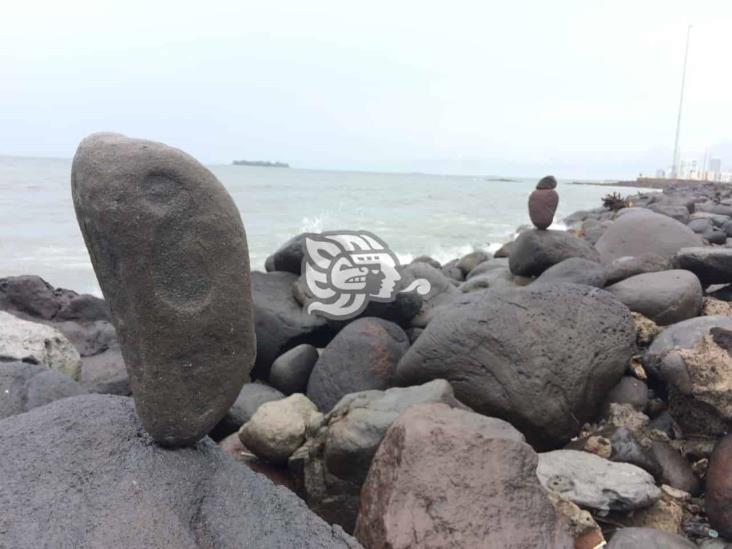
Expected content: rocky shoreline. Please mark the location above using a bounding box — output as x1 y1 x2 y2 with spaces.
2 136 732 548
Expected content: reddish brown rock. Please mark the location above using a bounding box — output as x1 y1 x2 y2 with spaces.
354 403 573 549
706 434 732 539
529 188 559 230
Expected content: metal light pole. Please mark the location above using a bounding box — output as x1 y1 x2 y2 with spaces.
671 25 692 179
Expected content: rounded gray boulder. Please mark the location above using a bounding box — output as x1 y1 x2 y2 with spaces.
595 209 702 263
605 270 703 325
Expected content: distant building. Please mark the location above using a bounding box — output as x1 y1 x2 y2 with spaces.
710 158 722 181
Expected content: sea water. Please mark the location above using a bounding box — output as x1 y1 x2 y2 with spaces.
0 155 643 295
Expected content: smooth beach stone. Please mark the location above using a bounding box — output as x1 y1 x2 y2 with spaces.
605 270 703 325
536 175 558 190
674 247 732 285
71 133 255 446
533 257 607 287
307 318 409 412
265 233 307 274
604 253 671 285
270 344 319 395
528 188 559 230
508 229 600 278
595 209 702 263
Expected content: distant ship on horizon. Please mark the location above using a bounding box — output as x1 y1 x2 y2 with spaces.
232 159 290 168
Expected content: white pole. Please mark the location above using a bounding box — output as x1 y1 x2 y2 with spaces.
671 25 692 179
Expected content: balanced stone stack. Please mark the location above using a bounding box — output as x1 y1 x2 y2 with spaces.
72 133 256 446
528 175 559 230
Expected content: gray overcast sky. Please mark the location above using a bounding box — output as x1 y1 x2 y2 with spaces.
2 0 731 178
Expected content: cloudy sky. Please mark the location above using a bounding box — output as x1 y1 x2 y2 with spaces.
2 0 731 178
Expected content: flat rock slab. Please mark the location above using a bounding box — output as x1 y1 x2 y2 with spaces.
537 449 661 512
0 394 358 548
72 133 255 446
674 247 732 285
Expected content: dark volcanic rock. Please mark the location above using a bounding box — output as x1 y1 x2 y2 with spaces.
533 257 607 287
0 361 87 419
397 284 635 448
607 527 696 548
674 247 732 285
706 434 732 539
270 344 319 395
605 253 671 285
509 229 600 277
307 318 409 412
251 271 330 379
292 380 468 532
0 276 110 322
55 293 110 322
595 209 702 263
0 275 60 319
265 233 307 274
0 394 358 548
354 403 573 549
528 188 559 230
605 270 703 325
72 133 256 446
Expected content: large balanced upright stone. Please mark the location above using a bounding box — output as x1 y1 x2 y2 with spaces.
71 133 255 446
528 175 559 230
